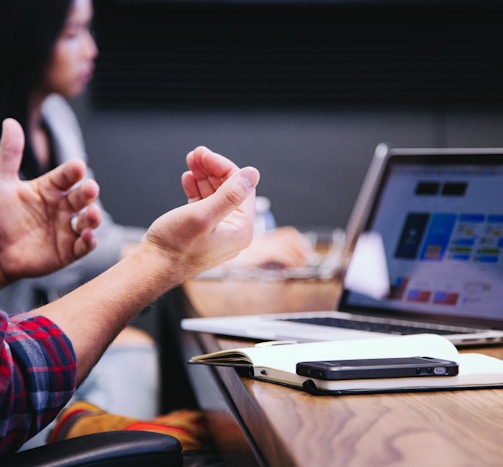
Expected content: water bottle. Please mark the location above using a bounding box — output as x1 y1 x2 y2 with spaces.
254 196 276 235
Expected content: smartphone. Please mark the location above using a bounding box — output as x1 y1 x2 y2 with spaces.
295 356 459 380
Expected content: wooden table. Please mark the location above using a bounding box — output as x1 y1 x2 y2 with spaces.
180 277 503 467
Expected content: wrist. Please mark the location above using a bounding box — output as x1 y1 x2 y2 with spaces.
124 243 185 299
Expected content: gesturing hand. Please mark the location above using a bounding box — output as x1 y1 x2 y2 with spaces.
0 118 101 286
141 146 259 280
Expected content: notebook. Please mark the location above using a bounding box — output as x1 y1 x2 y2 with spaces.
181 144 503 347
188 334 503 394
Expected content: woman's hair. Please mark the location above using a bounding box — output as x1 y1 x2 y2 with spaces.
0 0 73 175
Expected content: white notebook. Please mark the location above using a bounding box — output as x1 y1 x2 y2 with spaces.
189 334 503 395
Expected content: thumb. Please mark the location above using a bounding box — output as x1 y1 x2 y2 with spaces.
200 166 260 224
0 118 25 180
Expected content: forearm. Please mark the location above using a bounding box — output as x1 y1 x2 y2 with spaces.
38 246 180 384
36 161 259 385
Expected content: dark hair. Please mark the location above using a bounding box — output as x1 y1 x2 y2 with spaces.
0 0 73 175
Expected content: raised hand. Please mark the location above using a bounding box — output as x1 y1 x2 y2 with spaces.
0 118 101 286
143 146 260 278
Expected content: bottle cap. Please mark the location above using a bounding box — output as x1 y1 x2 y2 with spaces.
255 196 271 214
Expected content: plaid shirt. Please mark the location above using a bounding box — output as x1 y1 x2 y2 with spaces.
0 311 76 455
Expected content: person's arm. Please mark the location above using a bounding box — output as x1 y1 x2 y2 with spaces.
0 310 76 454
0 144 258 455
38 146 259 384
0 118 101 287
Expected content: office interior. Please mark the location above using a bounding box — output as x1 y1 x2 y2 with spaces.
62 4 503 463
75 0 503 236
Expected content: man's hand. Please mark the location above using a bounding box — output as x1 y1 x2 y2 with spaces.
0 118 101 286
181 145 241 202
182 149 311 270
143 146 260 279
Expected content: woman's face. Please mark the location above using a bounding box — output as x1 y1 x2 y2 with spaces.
43 0 98 98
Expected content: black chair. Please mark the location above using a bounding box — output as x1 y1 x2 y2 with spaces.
1 430 183 467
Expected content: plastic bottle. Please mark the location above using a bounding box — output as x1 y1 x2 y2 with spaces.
254 196 276 235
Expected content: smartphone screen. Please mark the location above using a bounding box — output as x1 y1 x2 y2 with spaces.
295 356 459 380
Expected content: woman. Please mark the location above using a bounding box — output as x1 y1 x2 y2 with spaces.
0 0 310 446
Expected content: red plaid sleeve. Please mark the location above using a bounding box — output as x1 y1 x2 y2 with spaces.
0 311 76 455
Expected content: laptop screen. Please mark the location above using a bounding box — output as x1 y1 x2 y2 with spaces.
340 150 503 329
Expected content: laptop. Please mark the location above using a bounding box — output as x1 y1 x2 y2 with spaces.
181 144 503 347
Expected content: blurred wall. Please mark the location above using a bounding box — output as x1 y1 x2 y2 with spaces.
73 98 503 230
72 1 503 231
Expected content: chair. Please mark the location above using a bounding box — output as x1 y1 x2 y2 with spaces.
1 430 183 467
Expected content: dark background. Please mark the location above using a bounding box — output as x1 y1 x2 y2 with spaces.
72 0 503 231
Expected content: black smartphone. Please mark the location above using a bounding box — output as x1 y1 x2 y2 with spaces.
295 356 459 380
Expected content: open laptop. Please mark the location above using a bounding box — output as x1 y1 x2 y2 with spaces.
182 144 503 347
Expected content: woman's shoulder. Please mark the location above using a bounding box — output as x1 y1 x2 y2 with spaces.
41 94 77 121
40 94 87 163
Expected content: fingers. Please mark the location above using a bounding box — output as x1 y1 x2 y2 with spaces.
186 146 238 179
181 147 260 252
196 166 260 228
0 118 25 179
68 179 101 258
71 203 102 235
62 174 101 260
183 147 239 200
45 159 88 192
70 203 101 259
65 178 101 253
73 228 98 259
181 170 199 202
66 178 100 212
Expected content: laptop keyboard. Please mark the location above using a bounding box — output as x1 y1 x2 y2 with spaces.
283 316 473 335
